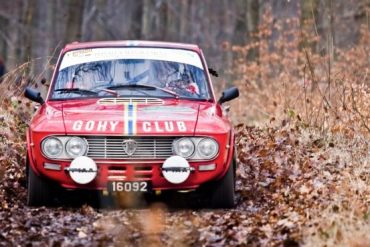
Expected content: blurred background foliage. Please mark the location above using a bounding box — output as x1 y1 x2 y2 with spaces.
0 0 368 85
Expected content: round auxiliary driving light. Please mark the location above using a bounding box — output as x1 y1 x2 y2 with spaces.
162 156 191 184
68 156 97 184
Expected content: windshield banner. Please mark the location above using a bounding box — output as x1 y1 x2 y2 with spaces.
59 48 204 70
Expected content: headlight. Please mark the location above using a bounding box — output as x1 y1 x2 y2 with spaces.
197 138 219 159
65 137 88 158
173 138 195 158
42 137 63 158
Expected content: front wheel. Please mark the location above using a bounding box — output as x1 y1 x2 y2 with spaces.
27 165 56 206
201 159 236 208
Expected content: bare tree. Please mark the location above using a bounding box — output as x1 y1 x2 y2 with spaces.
65 0 85 43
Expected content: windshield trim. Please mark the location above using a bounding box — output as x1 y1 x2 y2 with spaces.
48 95 211 102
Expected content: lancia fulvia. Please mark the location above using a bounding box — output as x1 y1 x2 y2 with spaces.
24 41 239 208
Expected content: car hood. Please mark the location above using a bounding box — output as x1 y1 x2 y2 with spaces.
60 99 200 136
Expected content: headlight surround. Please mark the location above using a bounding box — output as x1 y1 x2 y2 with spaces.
197 138 219 159
41 136 88 159
172 138 195 158
42 137 63 158
172 137 219 160
65 137 88 158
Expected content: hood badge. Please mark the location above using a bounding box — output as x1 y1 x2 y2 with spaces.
122 139 137 156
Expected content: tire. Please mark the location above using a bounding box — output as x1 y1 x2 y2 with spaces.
203 158 236 208
27 165 55 206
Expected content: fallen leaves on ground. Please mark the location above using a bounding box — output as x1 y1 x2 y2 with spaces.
2 119 370 246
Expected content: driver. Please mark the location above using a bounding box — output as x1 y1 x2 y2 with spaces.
153 61 199 96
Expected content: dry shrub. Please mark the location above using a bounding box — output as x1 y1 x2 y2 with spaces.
0 60 51 204
231 16 370 137
232 10 370 246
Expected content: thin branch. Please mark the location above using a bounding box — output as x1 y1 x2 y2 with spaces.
0 29 14 48
350 85 370 134
303 48 332 110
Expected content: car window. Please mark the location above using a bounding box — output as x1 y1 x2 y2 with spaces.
51 48 210 100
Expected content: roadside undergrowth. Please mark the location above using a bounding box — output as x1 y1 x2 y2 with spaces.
0 61 49 207
231 12 370 246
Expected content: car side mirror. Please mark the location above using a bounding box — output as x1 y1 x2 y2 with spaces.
208 68 219 77
218 87 239 104
24 87 44 105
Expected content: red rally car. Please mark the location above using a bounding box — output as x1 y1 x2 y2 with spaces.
24 41 239 208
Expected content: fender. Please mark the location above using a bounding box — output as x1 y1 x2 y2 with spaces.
26 128 40 176
215 129 235 180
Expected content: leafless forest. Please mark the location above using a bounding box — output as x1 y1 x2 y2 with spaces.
0 0 370 246
0 0 367 81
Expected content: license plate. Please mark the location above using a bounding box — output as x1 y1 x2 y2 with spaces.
108 181 150 192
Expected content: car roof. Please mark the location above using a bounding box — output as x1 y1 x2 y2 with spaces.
63 40 201 53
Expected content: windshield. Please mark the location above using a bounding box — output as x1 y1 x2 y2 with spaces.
51 47 210 100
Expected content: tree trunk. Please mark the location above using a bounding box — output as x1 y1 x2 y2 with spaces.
23 0 37 66
300 0 319 52
141 0 151 39
246 0 259 60
179 0 188 41
65 0 85 43
93 0 107 41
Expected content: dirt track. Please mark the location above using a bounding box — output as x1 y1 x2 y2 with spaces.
0 180 300 246
0 125 338 246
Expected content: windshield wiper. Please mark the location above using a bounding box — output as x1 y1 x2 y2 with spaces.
54 88 119 97
106 83 179 98
54 88 98 95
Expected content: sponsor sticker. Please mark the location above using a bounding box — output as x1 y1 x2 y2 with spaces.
71 119 187 133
